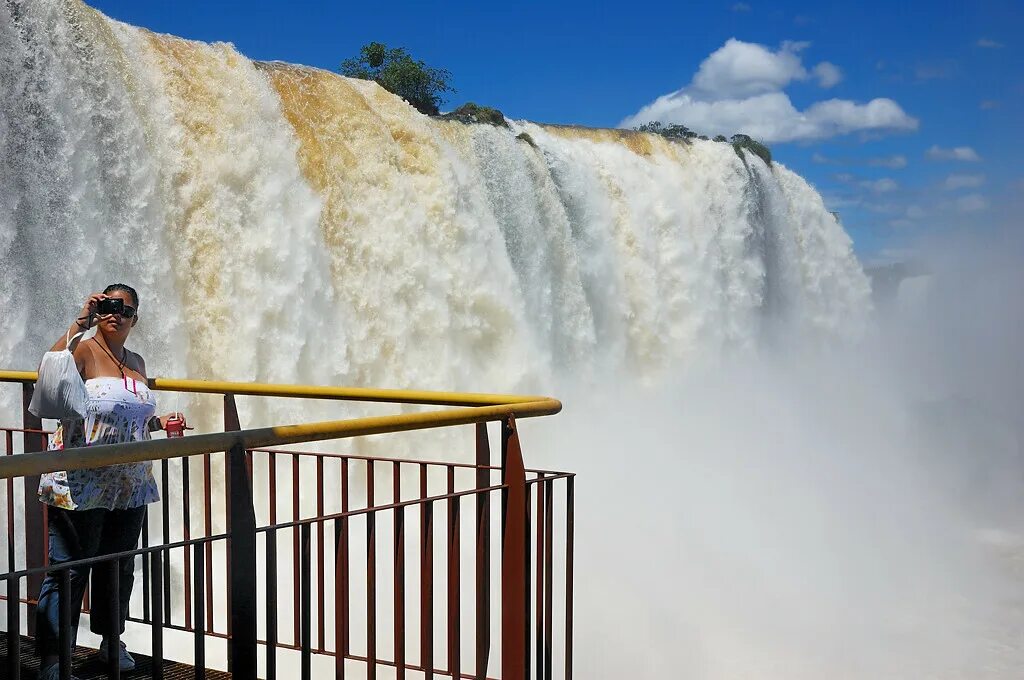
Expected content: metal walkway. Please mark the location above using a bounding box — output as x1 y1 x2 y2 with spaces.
0 635 231 679
1 371 573 680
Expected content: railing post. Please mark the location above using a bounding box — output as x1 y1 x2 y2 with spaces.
228 441 258 679
501 416 528 680
21 382 45 635
475 422 491 679
223 392 242 666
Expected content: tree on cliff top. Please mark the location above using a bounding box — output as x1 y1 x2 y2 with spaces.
340 42 454 115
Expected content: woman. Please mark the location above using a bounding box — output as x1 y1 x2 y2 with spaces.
35 284 183 680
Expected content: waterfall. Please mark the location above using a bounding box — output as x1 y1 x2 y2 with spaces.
0 0 871 419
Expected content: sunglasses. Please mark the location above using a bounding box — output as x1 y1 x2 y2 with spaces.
119 306 137 319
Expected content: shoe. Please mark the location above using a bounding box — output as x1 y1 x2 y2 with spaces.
98 637 136 671
39 663 81 680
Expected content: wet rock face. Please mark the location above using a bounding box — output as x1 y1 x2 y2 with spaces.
438 102 509 128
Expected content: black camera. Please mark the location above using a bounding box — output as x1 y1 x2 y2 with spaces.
97 298 124 316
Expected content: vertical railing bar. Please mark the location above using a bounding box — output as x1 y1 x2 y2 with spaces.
292 453 301 647
108 560 122 680
269 451 278 526
268 451 279 680
419 463 433 680
266 530 278 680
447 465 461 680
4 431 18 680
535 473 544 680
317 456 326 653
194 542 206 680
393 461 406 679
544 480 554 680
339 458 350 670
6 574 21 680
564 477 574 680
333 516 346 680
525 481 533 679
301 523 312 680
474 422 491 680
5 431 14 571
151 550 164 680
141 511 151 622
182 455 192 631
58 569 71 680
366 460 377 680
161 459 172 627
202 453 213 633
224 452 232 650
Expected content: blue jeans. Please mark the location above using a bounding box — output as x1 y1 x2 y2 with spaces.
35 505 147 658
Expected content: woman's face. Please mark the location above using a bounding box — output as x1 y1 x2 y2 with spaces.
97 290 138 341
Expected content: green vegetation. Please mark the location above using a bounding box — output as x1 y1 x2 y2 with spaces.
340 42 453 115
730 134 772 167
634 121 698 140
516 132 537 147
632 122 773 167
441 102 509 127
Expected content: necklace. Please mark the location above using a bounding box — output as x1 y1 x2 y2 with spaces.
92 337 128 378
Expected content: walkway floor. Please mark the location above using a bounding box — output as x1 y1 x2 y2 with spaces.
0 634 231 679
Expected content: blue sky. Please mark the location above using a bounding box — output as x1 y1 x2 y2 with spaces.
91 0 1023 260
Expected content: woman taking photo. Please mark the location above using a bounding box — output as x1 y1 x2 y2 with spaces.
35 284 183 680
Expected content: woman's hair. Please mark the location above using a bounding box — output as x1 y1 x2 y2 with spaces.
103 283 139 307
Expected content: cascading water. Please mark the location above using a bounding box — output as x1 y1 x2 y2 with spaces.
13 2 1023 679
0 0 871 413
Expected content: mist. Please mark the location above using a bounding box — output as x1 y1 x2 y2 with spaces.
534 227 1024 678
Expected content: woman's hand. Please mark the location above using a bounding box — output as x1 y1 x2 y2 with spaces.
78 292 107 327
158 412 192 430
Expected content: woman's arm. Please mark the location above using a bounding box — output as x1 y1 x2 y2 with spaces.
48 293 105 374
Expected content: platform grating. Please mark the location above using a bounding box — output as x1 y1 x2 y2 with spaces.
0 634 232 679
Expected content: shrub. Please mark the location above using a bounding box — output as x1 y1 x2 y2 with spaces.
635 121 698 140
340 42 453 115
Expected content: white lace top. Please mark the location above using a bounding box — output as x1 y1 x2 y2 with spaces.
38 376 160 510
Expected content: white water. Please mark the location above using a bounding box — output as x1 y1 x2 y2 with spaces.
4 1 1022 678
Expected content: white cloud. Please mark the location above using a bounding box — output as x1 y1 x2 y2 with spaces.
980 100 1000 110
621 39 917 143
813 61 843 88
927 145 982 162
956 194 989 212
943 174 985 190
690 39 809 98
860 178 898 193
977 38 1004 48
906 205 927 219
868 155 907 169
731 2 752 12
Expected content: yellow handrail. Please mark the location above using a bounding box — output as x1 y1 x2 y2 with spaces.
0 370 551 407
0 369 562 480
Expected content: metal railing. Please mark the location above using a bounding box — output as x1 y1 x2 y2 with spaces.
0 370 573 680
